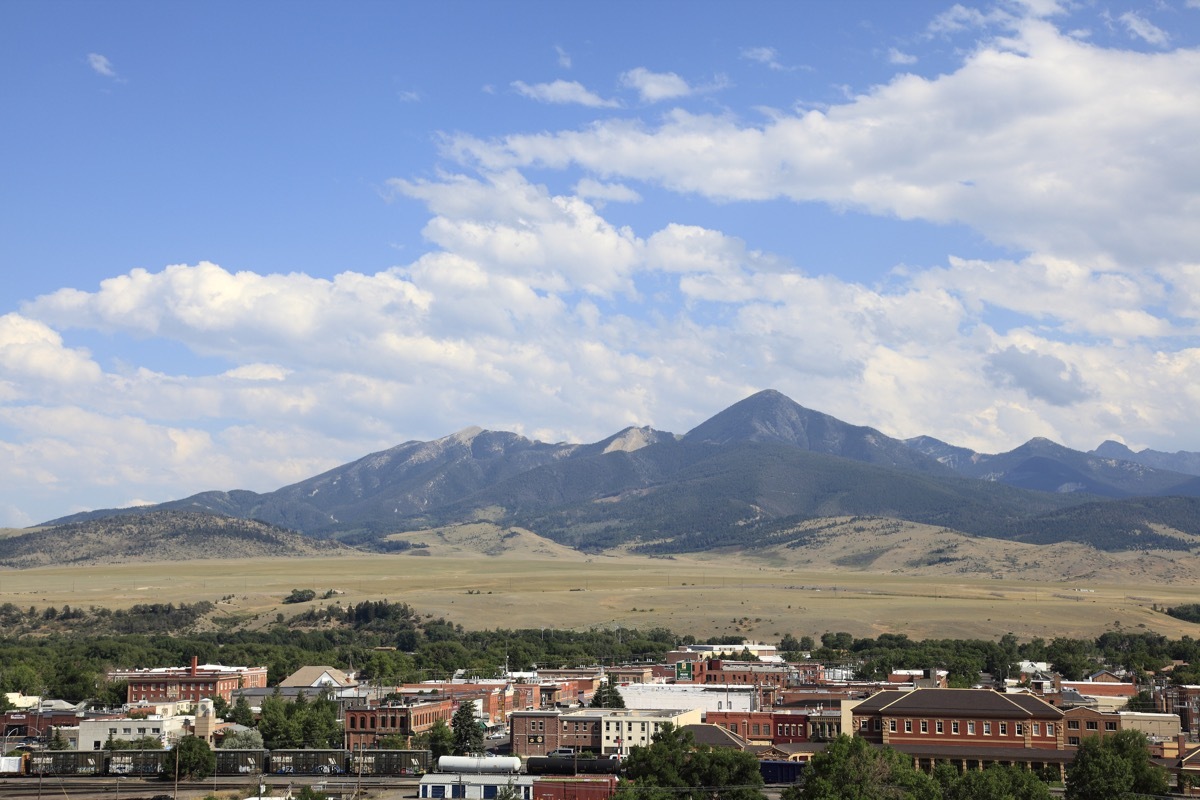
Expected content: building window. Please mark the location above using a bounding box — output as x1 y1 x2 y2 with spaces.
968 721 975 734
777 724 783 736
904 720 912 733
999 723 1008 736
936 721 944 734
889 720 896 732
1047 723 1054 736
1068 720 1080 730
1033 723 1040 736
1069 736 1080 746
983 722 991 735
951 721 959 734
1016 723 1023 735
1086 721 1098 731
920 721 928 734
1105 722 1117 731
873 719 881 731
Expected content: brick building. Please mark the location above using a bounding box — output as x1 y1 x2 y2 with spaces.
109 656 268 704
850 688 1072 775
344 698 456 750
511 708 702 757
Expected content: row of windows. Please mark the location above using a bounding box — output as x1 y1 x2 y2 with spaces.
1066 720 1116 731
879 718 1054 737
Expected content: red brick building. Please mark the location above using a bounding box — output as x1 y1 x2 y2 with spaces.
344 698 456 750
109 656 268 704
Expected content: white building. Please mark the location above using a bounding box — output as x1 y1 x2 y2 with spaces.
76 715 187 751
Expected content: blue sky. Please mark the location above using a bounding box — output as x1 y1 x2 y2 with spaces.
3 0 1200 527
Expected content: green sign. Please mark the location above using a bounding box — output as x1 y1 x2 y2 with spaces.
675 661 694 681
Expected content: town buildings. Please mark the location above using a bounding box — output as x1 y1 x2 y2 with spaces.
108 657 268 704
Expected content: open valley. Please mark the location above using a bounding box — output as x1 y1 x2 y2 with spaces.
3 547 1199 643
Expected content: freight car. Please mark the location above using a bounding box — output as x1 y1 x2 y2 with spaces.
107 749 168 776
348 748 431 776
215 748 267 776
28 750 104 776
268 749 347 775
525 756 620 776
531 776 619 800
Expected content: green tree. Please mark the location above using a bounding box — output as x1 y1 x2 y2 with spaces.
798 734 939 800
943 764 1051 800
414 719 454 761
172 735 216 780
257 690 297 748
229 694 255 727
1065 729 1169 800
211 695 230 719
620 723 764 800
451 701 484 755
220 729 264 749
590 678 626 708
48 726 69 751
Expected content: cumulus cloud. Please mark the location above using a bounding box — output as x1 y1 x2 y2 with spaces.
888 48 918 65
984 346 1092 406
620 68 693 102
511 79 619 107
450 21 1200 271
8 9 1200 526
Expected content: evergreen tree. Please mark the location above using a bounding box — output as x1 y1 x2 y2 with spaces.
590 678 626 708
451 701 484 755
230 694 256 727
48 727 69 751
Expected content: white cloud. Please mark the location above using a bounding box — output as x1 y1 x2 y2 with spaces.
888 48 918 65
87 52 119 79
620 68 693 102
223 363 291 381
511 79 620 108
555 45 572 68
741 46 789 71
573 178 642 205
450 21 1200 272
397 89 421 102
0 313 102 387
1118 11 1170 46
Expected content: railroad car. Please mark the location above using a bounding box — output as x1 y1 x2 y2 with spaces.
347 748 431 775
215 748 267 776
268 748 347 775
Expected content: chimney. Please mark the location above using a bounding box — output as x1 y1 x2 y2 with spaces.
190 656 198 676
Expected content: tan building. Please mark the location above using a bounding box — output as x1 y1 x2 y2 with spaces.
1062 706 1181 746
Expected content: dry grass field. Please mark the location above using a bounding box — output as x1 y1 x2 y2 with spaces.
2 527 1199 642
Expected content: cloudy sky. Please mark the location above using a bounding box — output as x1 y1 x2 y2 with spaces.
2 1 1200 527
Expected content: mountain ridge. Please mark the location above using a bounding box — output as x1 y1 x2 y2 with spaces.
34 389 1200 560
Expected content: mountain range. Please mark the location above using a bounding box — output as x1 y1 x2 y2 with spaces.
34 389 1200 559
